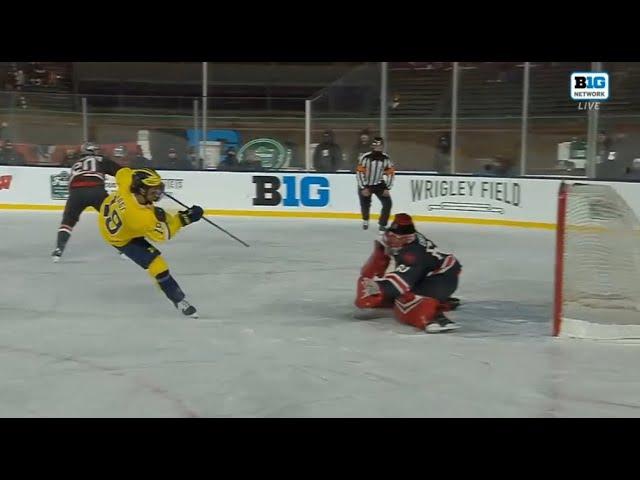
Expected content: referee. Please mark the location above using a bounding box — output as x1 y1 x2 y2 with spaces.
356 136 395 232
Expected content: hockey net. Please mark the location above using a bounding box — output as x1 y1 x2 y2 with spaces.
554 182 640 339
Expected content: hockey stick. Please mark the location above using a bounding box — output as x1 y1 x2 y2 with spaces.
164 192 250 247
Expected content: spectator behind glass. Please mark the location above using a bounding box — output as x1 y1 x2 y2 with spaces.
218 147 239 170
0 141 25 166
156 147 192 171
187 146 203 170
313 129 342 172
595 130 621 179
475 163 496 176
625 159 640 179
493 155 517 176
130 145 153 169
33 62 47 86
476 156 516 177
434 132 451 173
597 130 614 163
62 148 80 167
350 129 371 170
112 145 127 165
15 70 25 90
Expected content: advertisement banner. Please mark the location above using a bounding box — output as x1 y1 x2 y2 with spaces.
2 166 640 229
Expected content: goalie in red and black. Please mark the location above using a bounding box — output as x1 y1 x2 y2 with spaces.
354 213 462 333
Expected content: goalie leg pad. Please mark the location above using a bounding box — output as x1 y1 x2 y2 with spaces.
393 293 440 330
360 240 391 278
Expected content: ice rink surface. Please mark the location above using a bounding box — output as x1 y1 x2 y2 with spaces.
1 211 639 417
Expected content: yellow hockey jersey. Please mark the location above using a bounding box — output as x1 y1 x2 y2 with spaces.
98 167 183 247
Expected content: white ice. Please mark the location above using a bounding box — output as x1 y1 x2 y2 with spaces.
1 211 639 417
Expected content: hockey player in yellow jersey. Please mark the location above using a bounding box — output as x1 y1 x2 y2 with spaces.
98 167 204 318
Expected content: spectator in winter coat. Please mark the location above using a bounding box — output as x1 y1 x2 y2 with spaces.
313 129 343 172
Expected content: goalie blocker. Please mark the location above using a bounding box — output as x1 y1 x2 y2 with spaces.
355 213 462 333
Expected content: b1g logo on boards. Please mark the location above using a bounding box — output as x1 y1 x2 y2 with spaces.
0 174 12 190
253 176 329 207
571 72 609 102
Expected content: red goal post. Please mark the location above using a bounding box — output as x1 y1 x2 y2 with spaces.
553 182 640 339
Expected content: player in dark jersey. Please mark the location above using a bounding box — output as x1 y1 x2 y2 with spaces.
354 213 462 333
52 142 122 262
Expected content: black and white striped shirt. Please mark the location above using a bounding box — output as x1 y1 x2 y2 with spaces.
356 151 395 189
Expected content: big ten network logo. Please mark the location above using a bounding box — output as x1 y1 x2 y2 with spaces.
0 174 12 190
252 175 329 207
571 72 609 110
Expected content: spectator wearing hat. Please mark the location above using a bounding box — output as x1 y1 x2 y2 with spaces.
218 147 240 170
0 140 25 165
350 129 372 171
156 147 193 171
313 129 343 172
130 145 153 169
434 132 451 173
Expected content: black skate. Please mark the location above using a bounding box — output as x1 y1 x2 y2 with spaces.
52 248 63 263
175 299 199 319
425 312 460 334
362 220 369 230
378 225 387 235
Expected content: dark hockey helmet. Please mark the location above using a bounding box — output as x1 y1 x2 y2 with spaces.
371 136 384 151
81 142 101 155
388 213 415 235
384 213 416 252
131 168 165 200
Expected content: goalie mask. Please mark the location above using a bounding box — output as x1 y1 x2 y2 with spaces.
384 213 416 253
131 168 165 203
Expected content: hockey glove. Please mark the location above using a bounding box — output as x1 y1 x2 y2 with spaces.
154 206 167 222
355 276 387 309
360 240 391 278
178 205 204 226
361 277 382 297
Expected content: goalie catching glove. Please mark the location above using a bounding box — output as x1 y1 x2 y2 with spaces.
355 276 391 309
178 205 204 226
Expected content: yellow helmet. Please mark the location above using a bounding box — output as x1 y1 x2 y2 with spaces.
131 168 164 194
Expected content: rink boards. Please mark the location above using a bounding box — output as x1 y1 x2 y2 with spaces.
1 166 640 229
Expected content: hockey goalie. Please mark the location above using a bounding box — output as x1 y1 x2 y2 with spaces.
355 213 462 333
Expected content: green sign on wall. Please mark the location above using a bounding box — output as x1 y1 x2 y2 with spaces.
238 138 287 169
